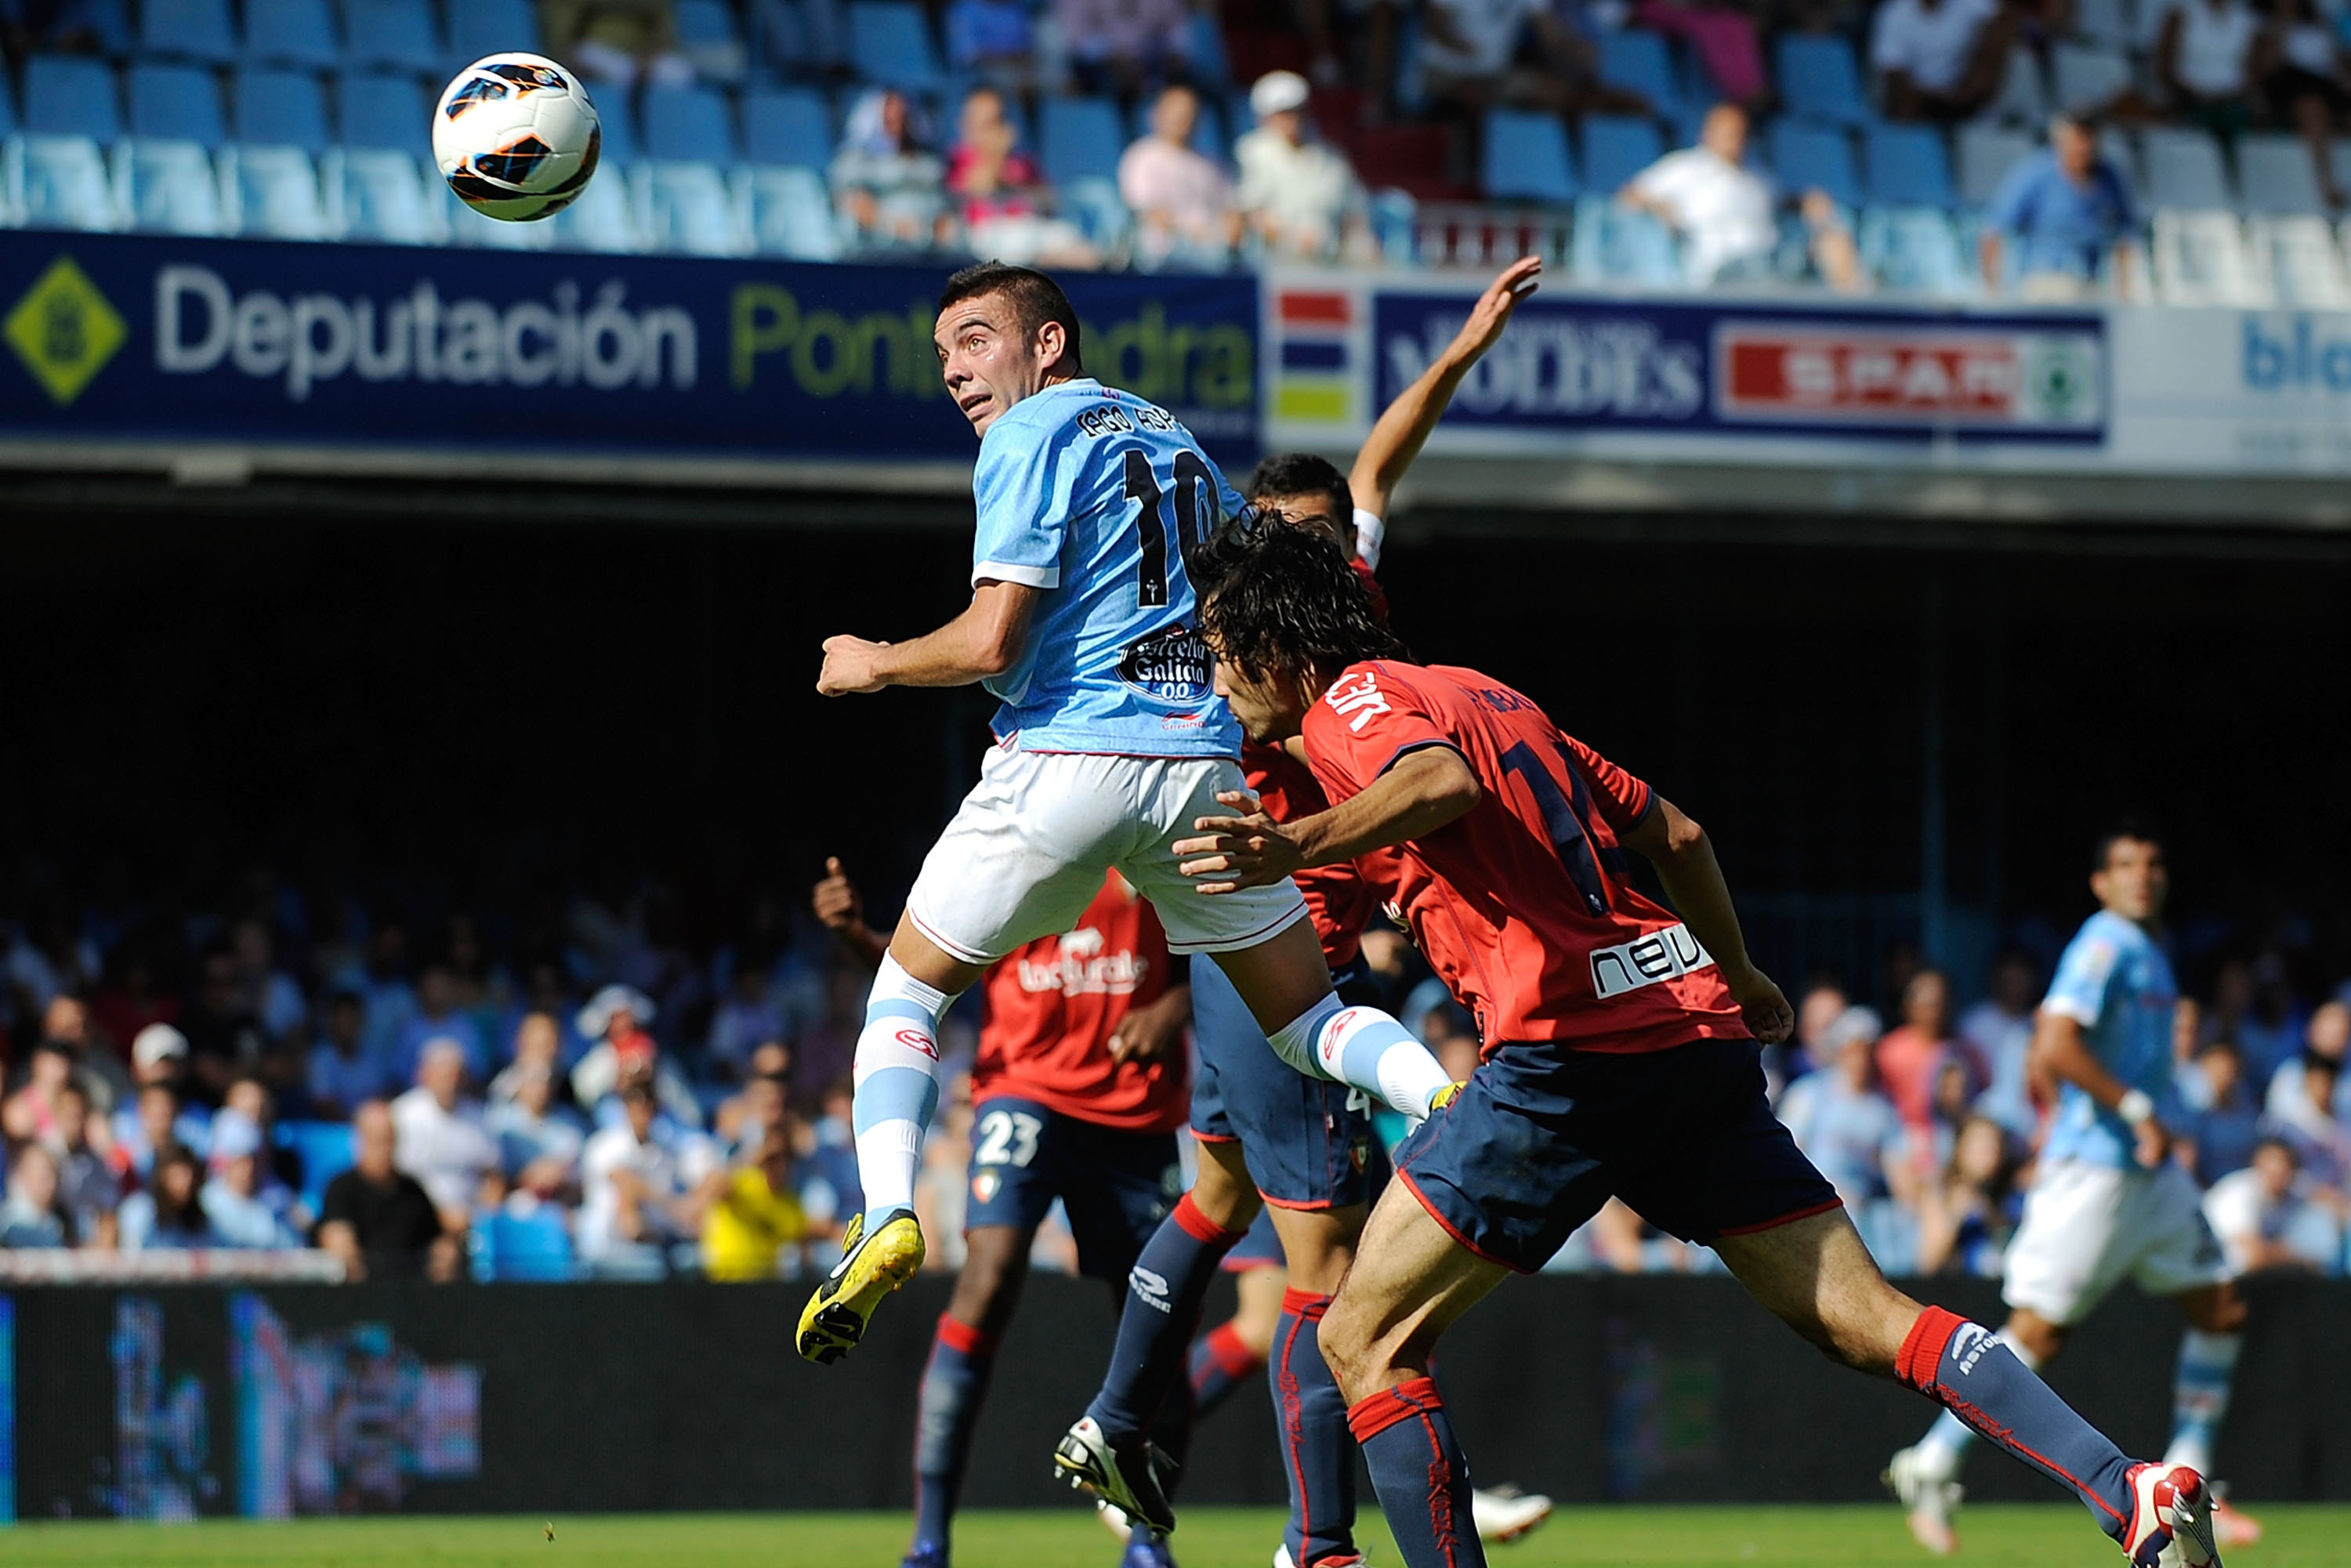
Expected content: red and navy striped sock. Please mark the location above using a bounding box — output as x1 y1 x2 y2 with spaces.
1086 1193 1248 1443
1188 1321 1267 1418
1896 1305 2135 1540
1346 1376 1484 1568
1274 1288 1358 1568
911 1313 1000 1552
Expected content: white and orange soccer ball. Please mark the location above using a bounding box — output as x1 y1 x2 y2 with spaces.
432 53 601 221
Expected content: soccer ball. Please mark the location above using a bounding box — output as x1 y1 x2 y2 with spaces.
432 53 601 222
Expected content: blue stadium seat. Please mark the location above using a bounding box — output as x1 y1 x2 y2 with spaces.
2142 125 2231 208
1768 119 1860 209
473 1206 578 1282
330 146 445 241
743 86 832 168
1864 124 1954 207
128 63 227 147
336 71 431 158
847 2 947 90
242 0 341 68
1859 207 1971 294
643 83 741 164
234 67 332 152
1580 113 1664 194
446 0 544 63
739 165 845 255
1570 195 1680 284
636 161 745 253
676 0 748 81
141 0 240 63
549 166 645 249
276 1120 355 1216
0 74 16 139
1954 121 2033 207
17 136 118 230
596 95 642 166
343 0 445 74
2238 133 2324 215
82 0 133 53
116 138 227 234
25 56 121 142
1776 34 1870 127
1597 31 1679 122
1038 96 1124 188
1481 108 1578 203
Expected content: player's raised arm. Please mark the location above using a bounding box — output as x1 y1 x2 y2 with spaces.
1618 797 1794 1045
817 580 1041 695
1348 255 1541 523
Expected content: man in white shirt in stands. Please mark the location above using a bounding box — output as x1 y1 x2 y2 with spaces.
578 1066 724 1274
1618 103 1859 288
1235 70 1374 261
2203 1138 2344 1276
1871 0 2012 121
390 1037 499 1234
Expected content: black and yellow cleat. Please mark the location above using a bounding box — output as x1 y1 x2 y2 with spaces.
797 1207 925 1365
1429 1081 1466 1114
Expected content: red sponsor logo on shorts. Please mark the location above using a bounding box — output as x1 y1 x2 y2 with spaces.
896 1028 940 1059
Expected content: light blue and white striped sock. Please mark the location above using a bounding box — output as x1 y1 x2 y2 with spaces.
1266 994 1451 1120
2162 1328 2241 1476
850 954 951 1229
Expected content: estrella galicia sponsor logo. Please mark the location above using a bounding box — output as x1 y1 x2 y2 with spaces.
1129 1265 1173 1313
1120 623 1212 703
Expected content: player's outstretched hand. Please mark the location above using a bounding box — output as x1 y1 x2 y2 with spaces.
1176 792 1302 893
812 856 861 932
1723 963 1795 1045
1446 255 1543 367
817 635 891 696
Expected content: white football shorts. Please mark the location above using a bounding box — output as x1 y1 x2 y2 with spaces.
2001 1157 2227 1325
904 744 1310 965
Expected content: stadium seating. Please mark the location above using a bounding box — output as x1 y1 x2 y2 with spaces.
277 1120 357 1219
141 0 240 63
2074 0 2140 52
2142 125 2232 208
0 74 14 143
549 167 646 251
1956 122 2035 207
244 0 342 70
635 161 744 255
1981 46 2049 125
328 145 444 242
2152 208 2268 303
222 141 331 238
1569 197 1679 284
445 0 543 63
1864 124 1954 208
1859 207 1972 295
676 0 750 82
1597 31 1681 124
342 0 445 75
337 71 432 159
2237 134 2324 215
1481 108 1578 204
1038 96 1124 188
234 67 334 153
596 96 643 168
472 1206 579 1283
645 84 741 165
1776 34 1870 127
1768 120 1861 210
846 2 947 91
1580 114 1663 195
743 87 834 169
13 136 118 230
82 0 135 54
2255 215 2351 305
738 165 846 257
25 56 122 143
129 63 227 146
2051 42 2134 117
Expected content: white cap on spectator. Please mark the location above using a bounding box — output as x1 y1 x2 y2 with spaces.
132 1023 190 1070
1251 70 1311 121
577 983 656 1041
1820 1005 1884 1055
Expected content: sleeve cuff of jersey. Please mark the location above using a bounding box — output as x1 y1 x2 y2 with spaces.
1375 739 1466 778
2040 998 2099 1027
973 561 1059 588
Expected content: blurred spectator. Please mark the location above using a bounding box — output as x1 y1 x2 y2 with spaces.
1056 0 1193 100
540 0 694 90
1236 71 1373 261
2181 1040 2265 1186
711 1050 791 1155
1778 1005 1914 1208
945 89 1103 271
1634 0 1767 106
2157 0 2261 137
912 1070 976 1272
1787 980 1852 1088
2266 999 2351 1121
89 938 179 1070
199 1112 303 1248
317 1100 455 1281
224 1076 306 1223
180 948 269 1103
120 1144 221 1251
0 0 105 58
1619 103 1860 289
485 1060 588 1193
394 963 491 1086
1119 85 1241 266
2203 1138 2344 1275
701 1124 810 1280
1420 0 1646 114
231 918 306 1046
946 0 1038 91
357 923 418 1074
1914 1114 2020 1275
573 984 701 1128
491 1010 568 1104
36 994 129 1114
391 1038 500 1231
49 1081 118 1248
2266 1048 2351 1188
1871 0 2011 121
708 958 787 1085
2265 0 2350 207
0 1143 68 1248
1960 951 2041 1135
1875 969 1984 1137
307 988 379 1120
831 89 952 250
3 1038 76 1145
1981 114 2139 299
578 1071 722 1272
799 1076 863 1229
111 1081 208 1186
3 901 96 1029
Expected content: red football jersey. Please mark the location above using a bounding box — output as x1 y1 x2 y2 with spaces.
1301 661 1749 1055
972 872 1190 1132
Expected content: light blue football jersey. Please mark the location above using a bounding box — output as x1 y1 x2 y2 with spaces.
2040 909 2179 1168
969 378 1246 756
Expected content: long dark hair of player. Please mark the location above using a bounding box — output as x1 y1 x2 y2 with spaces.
1194 510 1410 685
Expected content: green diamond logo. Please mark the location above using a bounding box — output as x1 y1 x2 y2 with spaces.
5 256 126 407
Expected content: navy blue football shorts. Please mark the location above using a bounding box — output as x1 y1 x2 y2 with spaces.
1189 952 1382 1210
1393 1036 1842 1274
965 1095 1182 1280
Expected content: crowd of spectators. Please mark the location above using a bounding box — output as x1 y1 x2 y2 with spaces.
4 857 2349 1284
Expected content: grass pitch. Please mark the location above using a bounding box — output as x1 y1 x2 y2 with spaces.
2 1507 2346 1567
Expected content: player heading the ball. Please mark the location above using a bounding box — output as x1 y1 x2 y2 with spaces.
795 263 1454 1373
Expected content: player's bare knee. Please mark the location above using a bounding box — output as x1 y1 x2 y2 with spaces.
1313 1299 1384 1402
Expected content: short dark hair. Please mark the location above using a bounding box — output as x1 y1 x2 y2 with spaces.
1246 453 1353 523
2092 818 2161 871
937 262 1083 373
1194 512 1408 683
